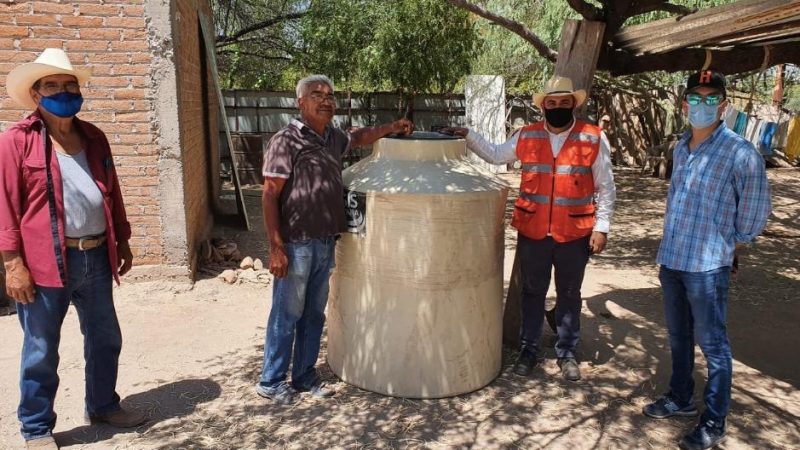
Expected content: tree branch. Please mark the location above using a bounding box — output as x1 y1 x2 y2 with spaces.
217 34 294 49
217 50 293 62
215 11 306 46
630 0 695 17
445 0 557 62
566 0 604 21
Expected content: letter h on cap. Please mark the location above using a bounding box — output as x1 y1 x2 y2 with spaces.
699 71 713 84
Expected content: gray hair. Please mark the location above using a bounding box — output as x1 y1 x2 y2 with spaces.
296 75 334 99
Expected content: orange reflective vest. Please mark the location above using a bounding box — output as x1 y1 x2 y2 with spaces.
511 120 600 243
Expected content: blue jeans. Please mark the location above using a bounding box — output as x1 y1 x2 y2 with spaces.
659 265 732 422
16 245 122 440
259 237 336 389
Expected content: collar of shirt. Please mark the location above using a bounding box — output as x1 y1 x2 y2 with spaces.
677 120 727 156
544 120 576 156
22 111 105 142
291 118 331 144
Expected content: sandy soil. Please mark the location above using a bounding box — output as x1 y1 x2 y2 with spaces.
0 168 798 450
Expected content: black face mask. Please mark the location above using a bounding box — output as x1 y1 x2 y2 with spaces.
544 107 574 128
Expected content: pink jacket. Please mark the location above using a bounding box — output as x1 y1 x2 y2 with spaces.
0 112 131 288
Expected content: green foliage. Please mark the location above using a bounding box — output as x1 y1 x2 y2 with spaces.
785 73 800 113
368 0 477 93
211 0 799 109
212 0 306 89
471 0 590 94
296 0 376 89
298 0 479 94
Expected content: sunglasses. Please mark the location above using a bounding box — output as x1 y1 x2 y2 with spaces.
685 93 723 106
307 91 336 103
36 81 81 96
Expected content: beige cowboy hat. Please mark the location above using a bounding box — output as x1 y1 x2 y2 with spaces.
532 76 587 110
6 48 91 110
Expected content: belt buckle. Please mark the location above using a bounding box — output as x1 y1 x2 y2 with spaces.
78 237 90 251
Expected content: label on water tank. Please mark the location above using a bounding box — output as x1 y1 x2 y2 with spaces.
344 189 366 234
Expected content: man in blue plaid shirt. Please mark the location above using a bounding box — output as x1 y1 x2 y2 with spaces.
643 71 771 450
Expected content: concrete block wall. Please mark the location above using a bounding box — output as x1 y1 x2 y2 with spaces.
0 0 217 279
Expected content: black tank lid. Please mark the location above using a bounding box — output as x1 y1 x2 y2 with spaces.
386 131 460 140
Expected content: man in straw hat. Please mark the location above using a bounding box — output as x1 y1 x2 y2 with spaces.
642 70 770 450
442 76 616 382
0 48 145 449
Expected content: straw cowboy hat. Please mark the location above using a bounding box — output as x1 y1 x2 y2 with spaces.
532 76 587 110
6 48 91 110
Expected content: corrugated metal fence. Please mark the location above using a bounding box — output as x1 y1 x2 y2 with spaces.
220 90 538 185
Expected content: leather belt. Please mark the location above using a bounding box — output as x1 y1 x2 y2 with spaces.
65 235 107 251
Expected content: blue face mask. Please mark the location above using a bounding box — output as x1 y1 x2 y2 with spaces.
687 102 720 129
39 92 83 118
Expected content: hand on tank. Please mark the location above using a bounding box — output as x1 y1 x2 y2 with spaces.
438 127 468 137
391 119 414 136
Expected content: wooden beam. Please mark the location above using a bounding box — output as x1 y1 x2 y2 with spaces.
616 0 779 43
615 0 800 55
709 20 800 46
605 41 800 75
746 36 800 46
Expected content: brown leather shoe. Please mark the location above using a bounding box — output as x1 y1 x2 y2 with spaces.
86 407 147 428
558 357 582 382
25 436 59 449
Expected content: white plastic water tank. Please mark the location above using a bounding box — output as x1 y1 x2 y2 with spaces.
327 132 509 398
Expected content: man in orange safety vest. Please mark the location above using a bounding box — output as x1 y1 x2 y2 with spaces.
442 76 616 381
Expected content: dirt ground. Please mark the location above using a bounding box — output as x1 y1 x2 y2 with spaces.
1 168 798 450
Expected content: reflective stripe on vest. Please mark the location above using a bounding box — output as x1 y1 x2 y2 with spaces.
520 130 549 139
554 194 593 206
568 132 600 144
555 165 591 175
521 163 551 173
513 120 601 242
519 192 550 204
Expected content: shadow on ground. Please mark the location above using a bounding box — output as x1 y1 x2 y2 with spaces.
126 283 798 449
54 379 221 447
169 168 799 449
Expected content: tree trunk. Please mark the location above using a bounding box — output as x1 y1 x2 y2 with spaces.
554 20 606 119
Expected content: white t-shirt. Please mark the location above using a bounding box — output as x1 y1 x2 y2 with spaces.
56 150 107 238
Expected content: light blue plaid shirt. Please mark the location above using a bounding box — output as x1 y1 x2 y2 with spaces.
657 122 771 272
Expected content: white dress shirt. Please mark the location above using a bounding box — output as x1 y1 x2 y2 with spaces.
465 122 616 233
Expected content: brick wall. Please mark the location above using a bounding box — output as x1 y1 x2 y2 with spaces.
0 0 218 277
173 0 218 274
